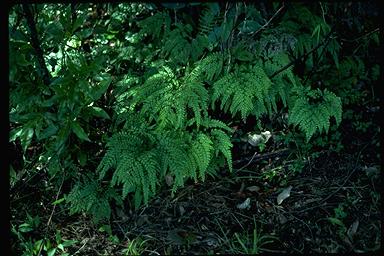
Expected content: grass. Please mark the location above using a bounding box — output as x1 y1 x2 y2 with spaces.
217 216 278 254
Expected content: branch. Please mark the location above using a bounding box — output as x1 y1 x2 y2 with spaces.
270 27 335 79
22 4 51 86
249 2 285 36
303 29 334 84
233 148 291 168
340 28 379 43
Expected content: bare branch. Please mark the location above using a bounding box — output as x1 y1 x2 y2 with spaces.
22 4 51 86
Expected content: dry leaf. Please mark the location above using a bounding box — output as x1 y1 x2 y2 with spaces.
277 186 292 205
246 185 260 192
347 219 359 239
165 174 173 186
179 205 185 216
247 131 272 146
237 198 251 209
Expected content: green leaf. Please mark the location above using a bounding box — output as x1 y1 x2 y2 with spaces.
90 106 110 119
92 74 112 101
9 127 23 142
52 198 65 205
39 124 59 140
47 248 57 256
61 240 77 247
20 127 34 152
19 223 33 233
328 217 345 227
71 121 90 142
77 151 87 166
57 244 64 251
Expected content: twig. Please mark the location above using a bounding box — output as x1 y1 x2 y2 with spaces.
318 143 368 204
340 28 379 43
233 148 291 167
236 152 258 171
270 27 335 79
22 4 51 86
37 177 65 256
73 238 89 255
249 3 285 36
302 28 334 84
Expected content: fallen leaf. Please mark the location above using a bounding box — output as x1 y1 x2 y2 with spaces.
246 185 260 192
347 219 359 240
247 131 272 146
278 214 288 224
237 198 251 209
179 205 185 216
277 186 292 205
165 174 173 186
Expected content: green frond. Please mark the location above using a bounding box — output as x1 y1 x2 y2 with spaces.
210 129 233 172
198 3 221 36
66 176 119 223
189 52 224 82
212 64 272 119
289 88 342 141
191 133 213 180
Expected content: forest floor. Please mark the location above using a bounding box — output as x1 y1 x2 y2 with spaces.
11 134 381 255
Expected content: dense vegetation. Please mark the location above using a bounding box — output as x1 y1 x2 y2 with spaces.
10 2 380 255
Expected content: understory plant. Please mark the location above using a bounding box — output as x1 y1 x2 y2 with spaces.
10 3 379 224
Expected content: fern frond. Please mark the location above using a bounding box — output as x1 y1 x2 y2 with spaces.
188 53 224 82
198 3 221 36
210 129 233 172
191 133 213 181
289 88 342 141
138 12 170 39
212 64 272 119
67 177 119 223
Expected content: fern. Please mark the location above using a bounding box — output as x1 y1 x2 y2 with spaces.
97 131 158 205
263 53 296 112
66 176 121 223
191 133 213 180
212 64 272 119
132 65 210 129
210 129 233 172
138 11 171 39
289 87 342 141
198 3 221 36
188 52 224 82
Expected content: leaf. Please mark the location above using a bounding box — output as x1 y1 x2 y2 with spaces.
93 75 112 101
18 223 33 233
9 127 23 142
20 127 34 152
90 106 110 119
276 186 292 205
52 198 65 205
237 198 251 210
77 151 87 167
161 3 186 9
347 219 359 239
57 243 64 251
165 174 174 187
71 121 90 142
246 185 260 192
247 131 272 146
328 217 345 227
47 248 57 256
39 124 59 140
